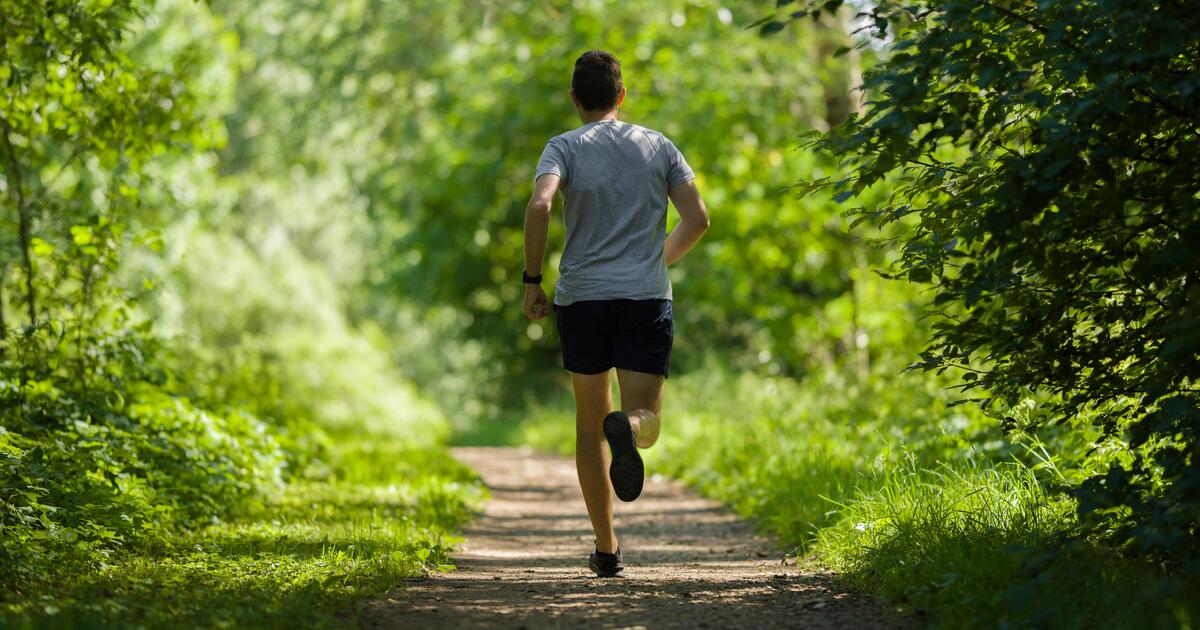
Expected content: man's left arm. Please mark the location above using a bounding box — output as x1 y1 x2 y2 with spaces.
522 173 560 320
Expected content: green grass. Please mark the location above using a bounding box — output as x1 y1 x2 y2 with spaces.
488 364 1200 629
0 437 484 629
817 461 1196 628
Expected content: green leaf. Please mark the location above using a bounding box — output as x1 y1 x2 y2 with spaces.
760 21 786 35
71 225 94 246
908 267 932 283
31 238 55 257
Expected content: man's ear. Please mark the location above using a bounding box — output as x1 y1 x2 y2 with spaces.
616 86 627 108
569 88 582 110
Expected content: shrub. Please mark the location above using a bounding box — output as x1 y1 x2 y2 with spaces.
0 324 282 588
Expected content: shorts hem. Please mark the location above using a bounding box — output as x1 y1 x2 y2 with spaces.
611 363 669 378
562 364 612 375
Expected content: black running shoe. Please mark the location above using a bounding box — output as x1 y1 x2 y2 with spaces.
588 546 624 578
603 411 644 502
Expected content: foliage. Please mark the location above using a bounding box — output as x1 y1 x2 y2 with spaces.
142 221 452 466
762 0 1200 564
0 0 259 591
0 0 217 329
6 0 1197 626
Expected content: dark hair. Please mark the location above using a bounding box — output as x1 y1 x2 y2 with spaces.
571 50 622 111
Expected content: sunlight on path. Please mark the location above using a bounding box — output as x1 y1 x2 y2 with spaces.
358 447 904 629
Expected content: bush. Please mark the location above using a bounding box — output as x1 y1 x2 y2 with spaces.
0 323 282 588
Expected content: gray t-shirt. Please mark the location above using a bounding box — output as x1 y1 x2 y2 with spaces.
535 120 695 306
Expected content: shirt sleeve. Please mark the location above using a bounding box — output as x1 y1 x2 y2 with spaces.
664 138 696 188
535 137 569 186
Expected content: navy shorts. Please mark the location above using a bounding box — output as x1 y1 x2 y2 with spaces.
552 299 673 377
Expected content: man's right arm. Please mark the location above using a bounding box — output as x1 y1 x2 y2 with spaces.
664 180 710 266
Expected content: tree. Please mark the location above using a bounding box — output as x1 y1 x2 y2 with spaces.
0 0 211 333
0 0 268 587
765 0 1199 559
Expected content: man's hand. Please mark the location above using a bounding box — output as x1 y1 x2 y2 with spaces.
523 284 550 320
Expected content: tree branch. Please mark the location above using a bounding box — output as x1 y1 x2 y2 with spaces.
976 0 1200 136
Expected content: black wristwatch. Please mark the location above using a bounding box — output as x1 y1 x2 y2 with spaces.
522 270 543 284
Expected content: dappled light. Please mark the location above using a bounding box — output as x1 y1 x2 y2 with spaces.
1 0 1197 627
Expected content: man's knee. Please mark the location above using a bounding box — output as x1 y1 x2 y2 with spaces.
629 409 661 448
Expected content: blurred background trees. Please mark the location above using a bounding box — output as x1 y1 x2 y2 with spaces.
176 0 914 417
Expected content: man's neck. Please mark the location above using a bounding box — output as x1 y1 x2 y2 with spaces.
579 108 619 124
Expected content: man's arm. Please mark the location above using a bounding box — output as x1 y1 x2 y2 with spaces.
522 173 560 320
664 180 710 266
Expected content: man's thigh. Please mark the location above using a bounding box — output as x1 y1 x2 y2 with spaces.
616 368 664 416
610 299 672 377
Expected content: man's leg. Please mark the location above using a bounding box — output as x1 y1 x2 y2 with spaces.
616 368 665 448
570 370 618 553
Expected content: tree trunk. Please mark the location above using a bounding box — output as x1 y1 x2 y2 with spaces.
1 121 36 329
823 8 870 380
842 7 866 118
816 8 867 126
0 262 7 345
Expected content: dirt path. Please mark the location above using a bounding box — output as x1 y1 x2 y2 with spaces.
359 447 904 629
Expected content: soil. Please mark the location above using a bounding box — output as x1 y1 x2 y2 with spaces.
358 446 908 629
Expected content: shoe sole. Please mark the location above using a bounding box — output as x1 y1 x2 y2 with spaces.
604 411 644 502
588 559 625 578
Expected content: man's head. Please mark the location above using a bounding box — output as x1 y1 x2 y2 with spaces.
570 50 625 114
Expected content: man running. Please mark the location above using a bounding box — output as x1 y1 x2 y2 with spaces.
520 50 710 578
